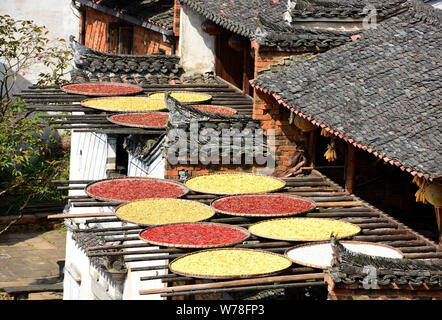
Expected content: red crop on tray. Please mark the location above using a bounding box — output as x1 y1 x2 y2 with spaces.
140 223 248 246
212 195 315 216
109 113 168 127
86 178 187 202
62 82 142 95
194 105 237 115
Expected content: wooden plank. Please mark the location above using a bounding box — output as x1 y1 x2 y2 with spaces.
47 212 115 219
139 273 325 295
315 201 364 207
345 144 356 193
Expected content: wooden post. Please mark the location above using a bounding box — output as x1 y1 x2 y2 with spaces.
308 130 318 168
435 207 441 251
345 144 356 194
242 44 250 95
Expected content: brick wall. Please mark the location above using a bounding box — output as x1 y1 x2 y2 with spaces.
82 6 173 54
251 42 308 174
164 158 259 180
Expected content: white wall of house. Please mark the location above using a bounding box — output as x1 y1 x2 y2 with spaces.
64 130 167 300
1 0 79 93
178 4 216 73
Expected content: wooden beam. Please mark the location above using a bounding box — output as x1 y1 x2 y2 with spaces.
435 207 441 251
139 273 324 295
345 143 356 193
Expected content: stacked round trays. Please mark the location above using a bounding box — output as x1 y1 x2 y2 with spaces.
61 82 143 96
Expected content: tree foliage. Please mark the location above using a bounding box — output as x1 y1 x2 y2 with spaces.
0 14 72 218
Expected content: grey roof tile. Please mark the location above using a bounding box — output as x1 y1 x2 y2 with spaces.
252 0 442 178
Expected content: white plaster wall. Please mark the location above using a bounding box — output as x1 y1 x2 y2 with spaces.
1 0 79 93
179 5 216 73
127 153 165 179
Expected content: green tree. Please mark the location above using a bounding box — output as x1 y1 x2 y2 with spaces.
0 14 72 232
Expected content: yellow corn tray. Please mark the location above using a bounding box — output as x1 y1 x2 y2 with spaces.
184 172 286 195
248 217 361 242
169 248 292 279
115 198 215 226
80 96 168 112
149 91 212 103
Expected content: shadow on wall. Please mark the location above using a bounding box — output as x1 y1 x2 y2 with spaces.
0 62 61 147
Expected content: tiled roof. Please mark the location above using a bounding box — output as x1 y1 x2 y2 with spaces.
180 0 361 50
164 93 270 160
252 0 442 179
91 0 175 30
179 0 410 51
326 236 442 289
290 0 408 20
69 38 217 85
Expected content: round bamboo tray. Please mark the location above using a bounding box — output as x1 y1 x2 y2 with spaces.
85 176 190 202
114 198 215 227
168 248 293 280
184 172 287 196
192 104 238 115
149 91 212 104
248 217 361 242
284 240 404 269
106 112 169 129
61 82 143 96
138 222 250 249
80 96 168 113
211 193 317 218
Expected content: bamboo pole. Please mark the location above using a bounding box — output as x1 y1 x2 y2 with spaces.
47 212 115 219
315 201 364 207
139 273 325 295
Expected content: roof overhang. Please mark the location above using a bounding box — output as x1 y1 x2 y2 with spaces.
251 81 440 182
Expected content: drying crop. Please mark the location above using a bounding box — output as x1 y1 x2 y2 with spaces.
115 198 215 226
61 82 142 96
193 105 237 115
185 173 286 195
85 177 189 202
285 241 403 269
169 248 292 279
81 96 167 112
107 112 169 128
139 222 249 248
249 217 361 241
212 194 316 217
149 91 212 103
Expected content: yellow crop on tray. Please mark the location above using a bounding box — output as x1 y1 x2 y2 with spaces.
115 199 214 225
185 173 286 195
169 249 292 278
81 97 167 112
249 218 361 241
149 92 211 103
